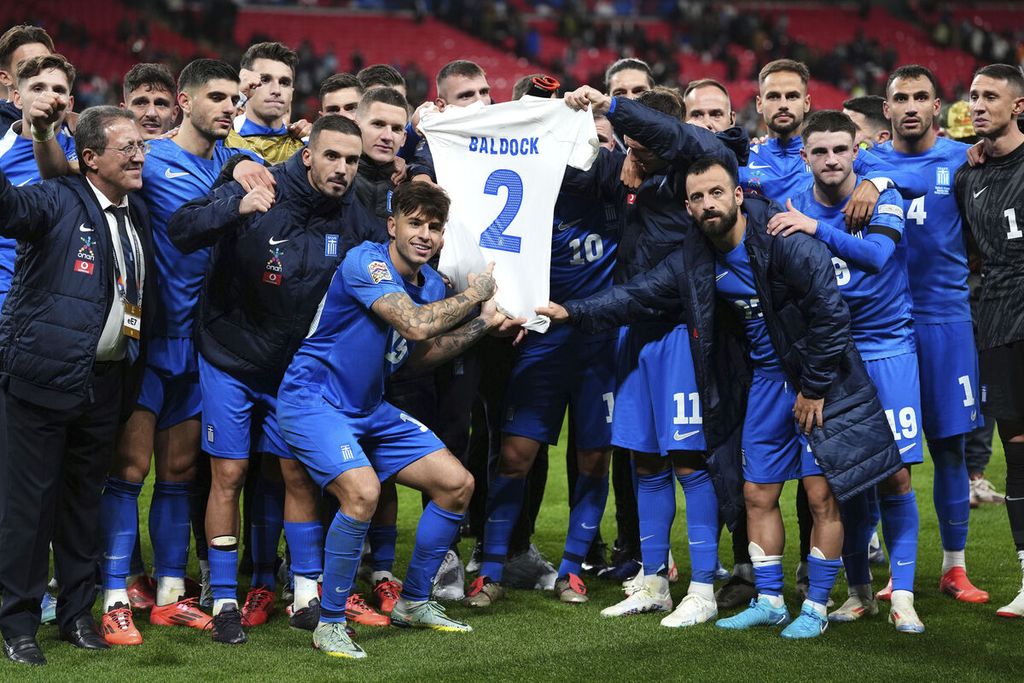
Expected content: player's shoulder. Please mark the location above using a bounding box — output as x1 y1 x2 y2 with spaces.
418 263 447 302
213 140 262 164
342 240 392 279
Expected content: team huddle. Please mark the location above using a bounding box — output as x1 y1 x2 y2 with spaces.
0 19 1022 666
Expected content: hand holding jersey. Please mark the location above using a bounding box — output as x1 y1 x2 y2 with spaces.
419 96 599 331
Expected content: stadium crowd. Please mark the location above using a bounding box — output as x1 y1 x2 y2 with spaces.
0 15 1022 667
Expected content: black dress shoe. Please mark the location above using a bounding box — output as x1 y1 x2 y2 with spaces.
4 634 46 665
60 615 109 650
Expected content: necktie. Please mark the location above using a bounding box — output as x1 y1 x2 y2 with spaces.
107 205 139 363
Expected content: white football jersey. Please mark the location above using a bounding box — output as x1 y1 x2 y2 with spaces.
420 97 598 331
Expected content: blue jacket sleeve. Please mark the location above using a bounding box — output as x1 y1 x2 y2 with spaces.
167 180 248 253
564 251 682 333
561 147 625 200
774 233 852 399
407 139 436 182
607 97 739 175
0 168 58 241
856 151 927 199
814 224 896 274
397 123 421 161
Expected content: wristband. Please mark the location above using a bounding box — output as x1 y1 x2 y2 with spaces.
30 123 55 143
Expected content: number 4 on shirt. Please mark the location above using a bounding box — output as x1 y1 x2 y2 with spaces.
479 169 524 253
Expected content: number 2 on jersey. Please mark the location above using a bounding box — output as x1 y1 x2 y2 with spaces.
479 169 523 253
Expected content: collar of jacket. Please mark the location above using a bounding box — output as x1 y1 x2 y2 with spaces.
279 151 354 212
767 136 804 156
357 154 396 183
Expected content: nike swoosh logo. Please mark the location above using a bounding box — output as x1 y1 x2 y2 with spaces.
581 523 598 530
689 540 705 545
16 178 32 187
164 168 190 179
896 560 914 566
268 237 289 245
487 517 508 523
673 430 700 441
898 443 917 455
79 223 93 233
973 186 988 199
640 534 655 542
748 163 770 170
335 586 345 593
716 271 729 282
1006 495 1024 502
556 218 583 232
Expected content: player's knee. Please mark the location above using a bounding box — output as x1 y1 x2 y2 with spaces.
880 466 912 496
211 459 249 495
335 469 380 521
633 451 668 476
499 436 538 476
803 483 839 521
743 482 778 512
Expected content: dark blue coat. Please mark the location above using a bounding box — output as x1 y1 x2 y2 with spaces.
0 170 156 412
168 150 384 387
566 195 902 506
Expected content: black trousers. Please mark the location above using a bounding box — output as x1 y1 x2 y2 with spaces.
0 364 123 639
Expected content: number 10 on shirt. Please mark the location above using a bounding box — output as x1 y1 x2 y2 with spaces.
478 169 524 253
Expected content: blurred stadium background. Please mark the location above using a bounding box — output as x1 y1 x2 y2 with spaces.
5 0 1021 135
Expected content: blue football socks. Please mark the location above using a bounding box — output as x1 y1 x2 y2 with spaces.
558 473 609 577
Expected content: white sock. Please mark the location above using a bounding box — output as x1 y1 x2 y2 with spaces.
687 581 715 602
805 599 828 617
156 576 186 606
1017 550 1024 572
759 593 785 608
199 559 210 575
644 573 670 594
104 588 130 612
213 598 237 615
891 589 914 606
294 575 319 610
942 549 966 573
371 570 395 585
733 562 754 582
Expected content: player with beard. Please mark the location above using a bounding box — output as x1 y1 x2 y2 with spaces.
955 63 1024 618
871 65 987 605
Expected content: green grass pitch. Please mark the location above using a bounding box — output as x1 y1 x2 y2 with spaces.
16 437 1021 681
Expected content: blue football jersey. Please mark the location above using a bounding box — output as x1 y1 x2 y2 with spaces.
869 137 971 324
739 137 810 204
279 241 446 415
0 126 77 302
792 183 914 360
715 238 785 378
549 193 618 303
141 138 259 337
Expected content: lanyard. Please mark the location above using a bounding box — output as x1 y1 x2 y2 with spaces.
110 210 144 308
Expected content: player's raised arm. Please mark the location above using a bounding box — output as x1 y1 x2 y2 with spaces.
405 294 519 371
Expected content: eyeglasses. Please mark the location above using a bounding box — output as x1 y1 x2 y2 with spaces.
105 142 151 158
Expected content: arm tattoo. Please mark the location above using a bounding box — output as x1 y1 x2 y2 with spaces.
408 316 490 371
372 290 480 341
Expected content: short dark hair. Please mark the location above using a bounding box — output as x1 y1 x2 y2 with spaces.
685 156 738 189
973 63 1024 97
177 59 238 94
759 59 810 86
512 74 546 101
308 113 361 147
240 41 297 72
16 53 74 89
74 106 137 174
604 58 654 91
357 64 405 91
123 63 176 101
885 64 940 98
636 86 684 120
436 60 485 91
357 87 409 116
320 73 362 101
391 181 451 225
0 24 53 72
843 95 890 132
683 78 731 103
801 109 858 144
